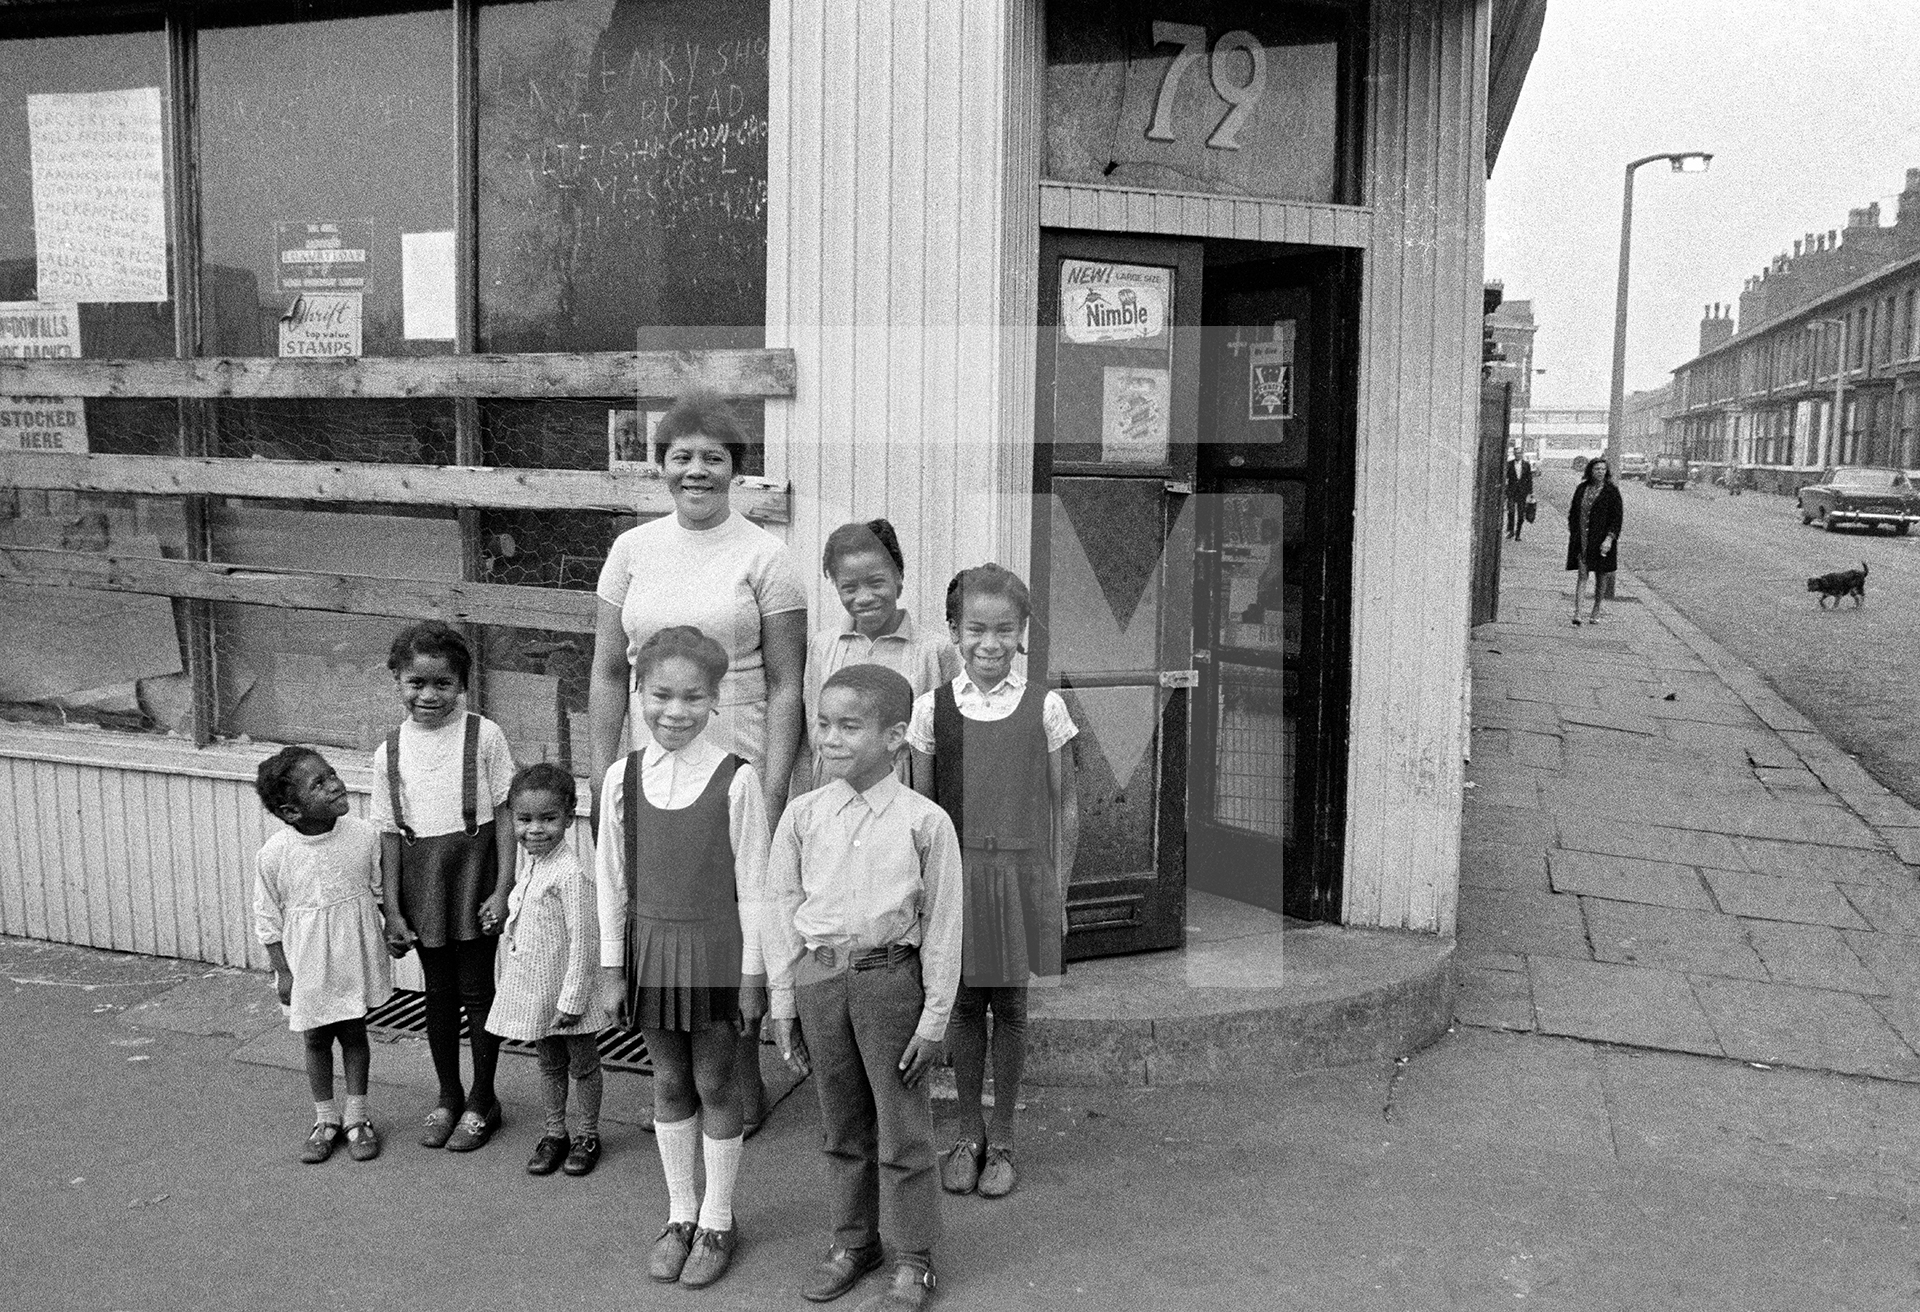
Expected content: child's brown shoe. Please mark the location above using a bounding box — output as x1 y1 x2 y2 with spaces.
419 1106 456 1149
649 1220 698 1282
300 1122 343 1164
344 1121 380 1162
444 1103 501 1152
976 1144 1016 1197
802 1244 884 1302
938 1138 982 1194
679 1226 737 1288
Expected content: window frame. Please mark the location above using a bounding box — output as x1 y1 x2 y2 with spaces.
0 0 792 747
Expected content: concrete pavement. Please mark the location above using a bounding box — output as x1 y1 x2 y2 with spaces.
1463 522 1920 1082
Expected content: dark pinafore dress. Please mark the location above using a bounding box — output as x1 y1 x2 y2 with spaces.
385 713 498 948
623 749 746 1032
932 683 1063 987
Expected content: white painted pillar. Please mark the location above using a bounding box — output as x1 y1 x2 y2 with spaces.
1343 0 1489 934
763 0 1041 632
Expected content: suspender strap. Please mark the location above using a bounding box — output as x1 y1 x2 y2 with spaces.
625 748 642 894
385 728 414 842
462 713 480 835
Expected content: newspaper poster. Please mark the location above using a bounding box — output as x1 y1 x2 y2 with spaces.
278 293 362 358
609 409 664 470
275 221 372 294
28 88 169 303
0 301 87 453
1101 366 1171 464
1060 260 1171 346
1249 322 1296 421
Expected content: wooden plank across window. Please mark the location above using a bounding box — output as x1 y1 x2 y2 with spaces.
0 348 795 400
0 546 599 633
0 452 790 522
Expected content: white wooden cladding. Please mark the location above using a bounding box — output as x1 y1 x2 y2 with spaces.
765 0 1042 634
1038 181 1373 248
0 741 592 978
1341 0 1489 935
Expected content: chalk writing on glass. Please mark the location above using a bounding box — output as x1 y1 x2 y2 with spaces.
28 88 170 303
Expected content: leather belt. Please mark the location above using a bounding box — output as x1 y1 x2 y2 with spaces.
962 835 1033 852
811 943 917 971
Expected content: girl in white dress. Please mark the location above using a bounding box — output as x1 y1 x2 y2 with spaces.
484 764 616 1178
253 747 399 1165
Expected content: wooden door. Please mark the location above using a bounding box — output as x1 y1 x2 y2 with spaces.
1032 230 1203 959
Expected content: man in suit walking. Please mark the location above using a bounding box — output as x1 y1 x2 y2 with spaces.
1504 445 1534 541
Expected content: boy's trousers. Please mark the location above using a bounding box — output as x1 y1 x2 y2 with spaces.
794 947 942 1255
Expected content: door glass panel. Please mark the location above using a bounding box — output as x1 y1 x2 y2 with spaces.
1215 488 1296 653
1211 659 1292 842
1048 477 1163 671
1059 686 1159 880
1052 260 1173 464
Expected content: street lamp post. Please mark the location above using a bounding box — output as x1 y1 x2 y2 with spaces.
1606 152 1713 475
1810 317 1847 469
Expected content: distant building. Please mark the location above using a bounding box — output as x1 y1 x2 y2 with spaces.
1516 406 1607 467
1669 168 1920 490
1623 383 1677 456
1484 294 1538 407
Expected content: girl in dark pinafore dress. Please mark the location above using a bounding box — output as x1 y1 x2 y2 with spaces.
595 627 769 1292
908 564 1079 1201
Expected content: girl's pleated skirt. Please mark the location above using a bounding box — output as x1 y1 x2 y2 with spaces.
625 911 743 1032
960 850 1063 988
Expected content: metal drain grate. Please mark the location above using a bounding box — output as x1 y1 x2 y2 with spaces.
365 990 653 1076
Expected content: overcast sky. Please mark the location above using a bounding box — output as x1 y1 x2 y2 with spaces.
1485 0 1920 408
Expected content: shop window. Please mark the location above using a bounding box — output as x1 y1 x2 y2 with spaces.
0 21 190 734
1045 0 1360 205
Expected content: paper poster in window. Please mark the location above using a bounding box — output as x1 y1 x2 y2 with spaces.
278 293 363 358
1060 260 1171 346
1100 366 1171 465
28 89 169 303
1249 322 1296 421
0 301 87 453
401 230 456 340
275 221 372 294
609 409 663 471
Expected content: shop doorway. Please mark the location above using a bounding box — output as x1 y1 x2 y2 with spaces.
1034 232 1355 957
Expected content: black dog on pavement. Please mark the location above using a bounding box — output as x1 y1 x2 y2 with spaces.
1807 561 1868 608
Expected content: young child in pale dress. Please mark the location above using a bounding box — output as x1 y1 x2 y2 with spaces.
484 763 616 1177
803 518 960 790
596 626 771 1291
253 746 399 1164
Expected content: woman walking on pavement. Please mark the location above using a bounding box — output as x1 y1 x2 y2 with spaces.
1566 456 1623 626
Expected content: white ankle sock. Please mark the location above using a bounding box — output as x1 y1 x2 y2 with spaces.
343 1094 368 1126
697 1134 743 1231
314 1097 341 1126
656 1114 701 1224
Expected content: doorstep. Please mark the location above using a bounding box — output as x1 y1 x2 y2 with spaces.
1028 891 1456 1086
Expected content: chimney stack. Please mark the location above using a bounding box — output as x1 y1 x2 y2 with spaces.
1699 302 1735 355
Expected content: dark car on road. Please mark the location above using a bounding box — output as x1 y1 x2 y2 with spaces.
1797 466 1920 534
1647 454 1689 489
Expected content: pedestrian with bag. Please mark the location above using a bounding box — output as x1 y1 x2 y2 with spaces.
1504 444 1535 541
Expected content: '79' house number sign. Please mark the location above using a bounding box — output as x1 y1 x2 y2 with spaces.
1143 22 1267 150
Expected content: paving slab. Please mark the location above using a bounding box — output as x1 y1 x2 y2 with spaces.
1561 706 1661 736
1884 827 1920 866
1582 900 1768 980
1464 772 1544 810
1453 965 1536 1031
1727 802 1885 849
1841 792 1920 828
1508 731 1564 771
1388 1029 1614 1162
1835 883 1920 937
1732 836 1910 887
1456 949 1526 973
1555 816 1747 872
1457 840 1552 893
1461 800 1559 850
1456 887 1590 960
1690 976 1920 1082
1528 956 1723 1056
1699 869 1873 928
1640 696 1762 728
1841 928 1920 996
1741 920 1887 996
1545 850 1714 911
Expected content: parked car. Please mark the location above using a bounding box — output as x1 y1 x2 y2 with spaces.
1796 466 1920 534
1647 454 1689 488
1619 452 1651 480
